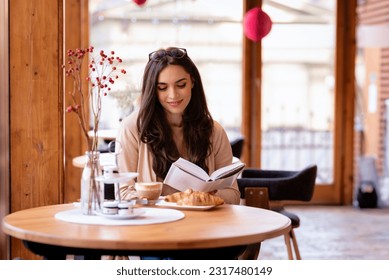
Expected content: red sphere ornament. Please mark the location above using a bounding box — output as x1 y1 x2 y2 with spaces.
243 7 272 42
133 0 147 6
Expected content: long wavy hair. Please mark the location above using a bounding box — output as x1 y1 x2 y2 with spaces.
137 47 214 179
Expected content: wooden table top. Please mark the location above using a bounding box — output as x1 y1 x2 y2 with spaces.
88 129 117 141
2 204 291 251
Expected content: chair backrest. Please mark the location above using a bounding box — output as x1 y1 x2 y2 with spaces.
244 187 270 209
238 164 317 202
230 137 244 159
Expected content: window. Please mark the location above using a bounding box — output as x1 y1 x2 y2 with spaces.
89 0 243 133
261 0 336 184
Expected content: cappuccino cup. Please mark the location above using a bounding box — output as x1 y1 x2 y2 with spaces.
135 182 163 200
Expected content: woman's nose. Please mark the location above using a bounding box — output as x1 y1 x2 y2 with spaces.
167 88 179 98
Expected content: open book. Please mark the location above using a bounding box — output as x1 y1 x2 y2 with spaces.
163 157 245 192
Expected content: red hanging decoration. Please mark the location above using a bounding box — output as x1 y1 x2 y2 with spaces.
133 0 147 6
243 7 272 42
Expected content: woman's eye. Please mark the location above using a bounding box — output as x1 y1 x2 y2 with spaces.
177 83 186 88
158 86 167 91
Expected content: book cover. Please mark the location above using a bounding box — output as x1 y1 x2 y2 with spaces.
163 157 245 192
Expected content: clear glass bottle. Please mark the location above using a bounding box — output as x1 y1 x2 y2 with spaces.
81 151 102 215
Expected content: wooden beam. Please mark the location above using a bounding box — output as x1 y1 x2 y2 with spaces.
63 0 89 204
335 0 356 204
242 0 262 168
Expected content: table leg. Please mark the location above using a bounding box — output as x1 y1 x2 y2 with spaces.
23 241 67 260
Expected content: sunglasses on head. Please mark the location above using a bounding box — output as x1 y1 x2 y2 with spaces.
148 48 187 61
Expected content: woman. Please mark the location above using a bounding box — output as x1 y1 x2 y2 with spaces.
117 47 240 204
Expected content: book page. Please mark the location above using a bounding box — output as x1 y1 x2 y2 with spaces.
163 164 206 192
209 161 245 181
173 158 210 181
164 167 237 192
163 158 245 192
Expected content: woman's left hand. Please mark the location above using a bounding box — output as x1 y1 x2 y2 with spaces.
162 184 180 195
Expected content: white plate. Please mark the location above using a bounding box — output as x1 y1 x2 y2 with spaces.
155 200 217 211
95 172 138 184
95 208 146 220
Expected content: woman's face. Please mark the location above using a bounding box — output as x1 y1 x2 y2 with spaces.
157 64 193 121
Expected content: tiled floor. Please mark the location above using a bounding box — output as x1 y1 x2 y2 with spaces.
258 205 389 260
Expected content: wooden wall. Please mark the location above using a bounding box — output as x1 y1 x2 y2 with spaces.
0 0 10 261
3 0 89 260
8 0 64 260
63 0 89 205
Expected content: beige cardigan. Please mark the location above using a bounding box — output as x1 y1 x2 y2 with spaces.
116 110 241 204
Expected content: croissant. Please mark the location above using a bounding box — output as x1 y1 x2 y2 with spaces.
164 188 193 203
165 188 224 206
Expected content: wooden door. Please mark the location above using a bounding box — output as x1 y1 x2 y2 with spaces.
242 0 356 205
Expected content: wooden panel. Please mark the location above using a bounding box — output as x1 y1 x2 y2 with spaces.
0 0 10 260
63 0 89 204
9 0 64 259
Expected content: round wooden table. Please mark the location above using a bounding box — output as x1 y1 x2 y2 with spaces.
2 203 291 260
87 129 117 141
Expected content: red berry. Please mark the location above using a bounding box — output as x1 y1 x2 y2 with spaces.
66 106 73 113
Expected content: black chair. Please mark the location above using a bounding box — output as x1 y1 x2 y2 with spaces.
230 137 244 159
237 164 317 259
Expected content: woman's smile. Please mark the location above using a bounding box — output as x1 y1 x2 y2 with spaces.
167 100 183 107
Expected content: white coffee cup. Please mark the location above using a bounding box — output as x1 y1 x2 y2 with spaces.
135 182 163 200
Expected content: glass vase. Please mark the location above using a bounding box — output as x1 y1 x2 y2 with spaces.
81 151 102 215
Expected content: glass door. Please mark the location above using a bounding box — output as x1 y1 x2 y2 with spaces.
261 0 337 202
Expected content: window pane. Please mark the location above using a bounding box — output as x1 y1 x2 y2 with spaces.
261 0 336 184
89 0 242 132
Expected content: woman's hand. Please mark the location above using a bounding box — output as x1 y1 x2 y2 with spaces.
162 184 180 195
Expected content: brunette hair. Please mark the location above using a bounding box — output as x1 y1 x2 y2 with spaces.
137 47 213 178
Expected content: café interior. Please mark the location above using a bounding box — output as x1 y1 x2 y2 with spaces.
1 0 389 260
